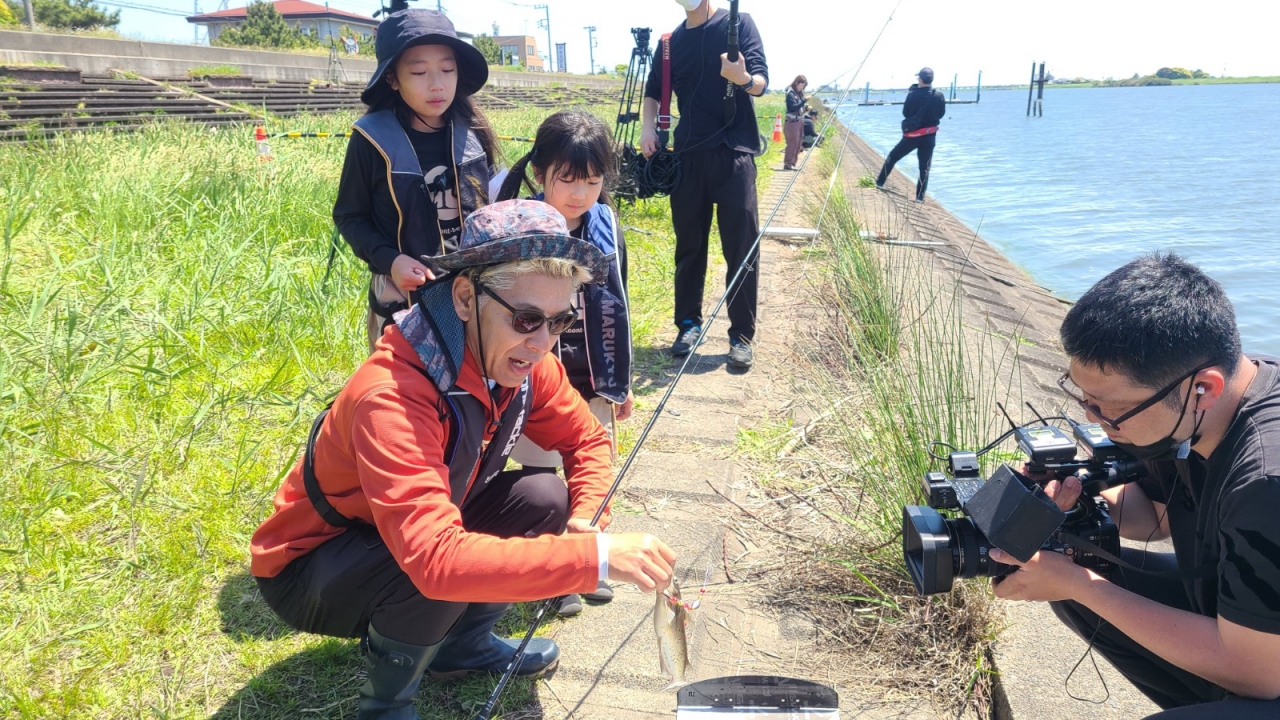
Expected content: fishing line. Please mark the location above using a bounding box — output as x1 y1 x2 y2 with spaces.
475 4 906 718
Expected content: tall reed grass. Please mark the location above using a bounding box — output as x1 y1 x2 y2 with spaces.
776 143 1023 709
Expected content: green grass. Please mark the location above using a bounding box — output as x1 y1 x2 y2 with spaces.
187 65 243 78
0 93 784 718
1169 74 1280 85
0 60 64 68
750 138 1018 710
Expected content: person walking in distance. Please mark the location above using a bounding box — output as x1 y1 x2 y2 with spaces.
783 75 807 170
875 67 945 203
640 0 770 372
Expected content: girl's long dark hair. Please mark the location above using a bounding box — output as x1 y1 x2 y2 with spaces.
496 109 616 209
366 51 501 167
789 74 808 102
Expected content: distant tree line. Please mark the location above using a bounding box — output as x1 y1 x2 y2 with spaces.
1155 67 1211 80
1093 66 1214 87
2 0 119 29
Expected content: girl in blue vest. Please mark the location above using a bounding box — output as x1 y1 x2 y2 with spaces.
333 9 499 352
497 110 635 616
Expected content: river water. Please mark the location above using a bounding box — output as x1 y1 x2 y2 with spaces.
836 84 1280 355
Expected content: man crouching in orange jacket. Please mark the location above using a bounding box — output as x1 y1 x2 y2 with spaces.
250 200 676 719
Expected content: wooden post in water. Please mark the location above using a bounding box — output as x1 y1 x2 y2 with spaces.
1026 62 1036 116
864 82 870 104
951 73 957 100
976 70 982 103
1036 62 1046 116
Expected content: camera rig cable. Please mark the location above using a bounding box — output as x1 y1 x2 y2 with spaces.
473 3 907 718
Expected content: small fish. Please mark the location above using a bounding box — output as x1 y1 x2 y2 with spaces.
654 577 691 687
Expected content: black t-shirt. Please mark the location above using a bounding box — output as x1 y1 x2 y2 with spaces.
785 88 805 115
644 9 769 155
406 125 461 252
332 121 461 275
1135 356 1280 633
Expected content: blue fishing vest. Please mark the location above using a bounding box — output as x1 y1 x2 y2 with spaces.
302 277 533 525
534 198 633 405
352 110 491 313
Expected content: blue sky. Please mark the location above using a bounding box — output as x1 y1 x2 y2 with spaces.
112 0 1280 89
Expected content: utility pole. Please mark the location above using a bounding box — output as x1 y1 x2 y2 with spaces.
583 25 596 74
194 0 200 43
23 0 35 29
535 4 551 74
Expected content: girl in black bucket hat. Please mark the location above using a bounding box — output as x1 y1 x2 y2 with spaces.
334 8 502 353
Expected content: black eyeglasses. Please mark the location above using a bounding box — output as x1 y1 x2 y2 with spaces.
474 280 577 335
1057 362 1212 431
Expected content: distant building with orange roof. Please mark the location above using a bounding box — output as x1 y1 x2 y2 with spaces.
186 1 378 45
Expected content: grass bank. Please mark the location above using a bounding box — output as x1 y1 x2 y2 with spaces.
743 136 1021 713
0 95 781 718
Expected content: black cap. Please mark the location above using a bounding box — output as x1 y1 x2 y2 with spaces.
917 67 935 84
363 9 489 106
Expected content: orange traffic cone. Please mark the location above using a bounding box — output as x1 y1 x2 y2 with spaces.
254 125 272 161
771 113 783 143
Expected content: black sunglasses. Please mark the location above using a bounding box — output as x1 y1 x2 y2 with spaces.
474 280 577 336
1057 362 1212 431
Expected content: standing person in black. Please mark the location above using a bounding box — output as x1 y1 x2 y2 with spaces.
640 0 769 371
875 67 945 203
783 75 807 170
989 252 1280 719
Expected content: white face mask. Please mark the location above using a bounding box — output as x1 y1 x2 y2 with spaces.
674 0 704 12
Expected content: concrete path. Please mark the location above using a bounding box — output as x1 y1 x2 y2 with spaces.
532 148 941 719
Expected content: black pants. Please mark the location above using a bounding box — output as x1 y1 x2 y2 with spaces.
1051 548 1280 718
256 467 568 646
875 133 936 201
670 146 760 343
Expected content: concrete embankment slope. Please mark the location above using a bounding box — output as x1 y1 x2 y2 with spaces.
828 123 1162 720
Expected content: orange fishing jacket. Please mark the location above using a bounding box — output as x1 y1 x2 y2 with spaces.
250 325 613 603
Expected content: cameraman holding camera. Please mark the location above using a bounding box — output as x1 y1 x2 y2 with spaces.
989 252 1280 718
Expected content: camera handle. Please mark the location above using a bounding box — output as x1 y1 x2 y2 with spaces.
722 0 740 126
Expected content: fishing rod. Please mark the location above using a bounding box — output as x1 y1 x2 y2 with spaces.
722 0 740 126
474 3 906 717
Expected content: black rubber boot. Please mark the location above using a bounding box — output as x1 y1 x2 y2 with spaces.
427 603 560 679
357 624 440 720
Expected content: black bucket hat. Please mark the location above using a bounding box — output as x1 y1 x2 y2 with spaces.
362 9 489 106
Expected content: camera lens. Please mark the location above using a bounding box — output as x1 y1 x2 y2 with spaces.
949 518 1014 580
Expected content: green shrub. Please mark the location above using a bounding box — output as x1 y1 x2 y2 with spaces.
9 0 118 29
0 0 19 26
212 1 317 50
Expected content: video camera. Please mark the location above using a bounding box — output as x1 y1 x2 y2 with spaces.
374 0 413 18
902 412 1145 595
